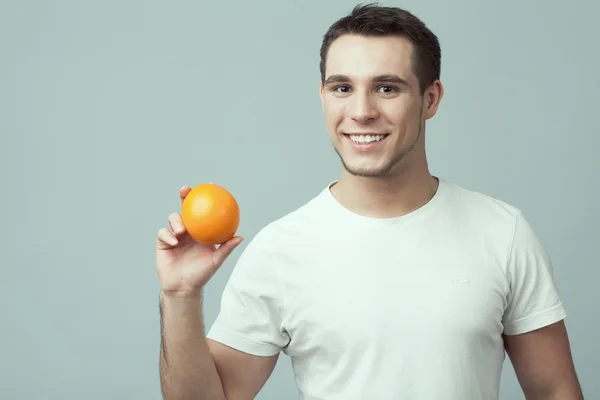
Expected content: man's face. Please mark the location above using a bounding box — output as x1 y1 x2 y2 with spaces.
320 34 437 178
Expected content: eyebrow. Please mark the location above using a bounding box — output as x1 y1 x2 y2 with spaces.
324 74 410 86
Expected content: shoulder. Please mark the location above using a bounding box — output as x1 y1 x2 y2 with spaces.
440 179 548 262
437 180 541 269
252 186 331 242
236 185 331 262
443 180 520 219
440 179 524 234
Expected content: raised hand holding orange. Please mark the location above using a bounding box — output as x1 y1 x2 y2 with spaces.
156 183 243 298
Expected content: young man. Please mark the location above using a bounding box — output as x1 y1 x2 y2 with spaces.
156 4 583 399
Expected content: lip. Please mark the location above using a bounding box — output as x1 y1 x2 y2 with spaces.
343 133 389 151
344 132 388 136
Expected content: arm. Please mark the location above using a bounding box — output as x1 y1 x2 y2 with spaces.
208 339 279 400
504 320 583 400
159 291 278 400
500 210 583 398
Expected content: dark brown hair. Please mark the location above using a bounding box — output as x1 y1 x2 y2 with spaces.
319 3 441 94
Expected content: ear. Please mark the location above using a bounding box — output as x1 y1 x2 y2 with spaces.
423 80 444 120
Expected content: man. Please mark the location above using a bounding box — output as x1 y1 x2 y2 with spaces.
156 4 583 399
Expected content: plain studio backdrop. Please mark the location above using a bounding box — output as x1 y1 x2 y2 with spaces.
1 0 598 398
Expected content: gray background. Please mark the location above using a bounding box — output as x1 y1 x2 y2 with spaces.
1 0 598 398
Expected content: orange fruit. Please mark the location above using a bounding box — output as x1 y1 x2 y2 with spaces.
181 183 240 245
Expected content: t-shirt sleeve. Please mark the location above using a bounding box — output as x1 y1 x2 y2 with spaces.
206 228 289 356
502 209 567 335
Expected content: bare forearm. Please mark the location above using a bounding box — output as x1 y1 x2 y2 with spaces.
526 381 583 400
546 387 583 400
159 290 226 400
549 391 584 400
528 390 583 400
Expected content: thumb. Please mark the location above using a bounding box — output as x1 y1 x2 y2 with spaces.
213 236 244 265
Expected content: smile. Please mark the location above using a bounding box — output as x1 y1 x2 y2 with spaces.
342 133 389 151
347 134 387 144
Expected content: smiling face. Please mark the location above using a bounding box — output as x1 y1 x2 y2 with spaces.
320 34 441 178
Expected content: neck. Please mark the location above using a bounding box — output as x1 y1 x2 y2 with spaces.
330 159 439 219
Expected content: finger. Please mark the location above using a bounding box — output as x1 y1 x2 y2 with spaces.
213 236 244 265
180 185 192 204
157 227 178 248
167 212 186 236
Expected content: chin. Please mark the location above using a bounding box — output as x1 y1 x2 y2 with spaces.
344 166 392 178
335 146 410 178
340 158 395 178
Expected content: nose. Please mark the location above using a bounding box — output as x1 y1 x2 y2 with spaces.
348 92 379 123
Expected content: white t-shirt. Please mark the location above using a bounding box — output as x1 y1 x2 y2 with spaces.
206 178 566 400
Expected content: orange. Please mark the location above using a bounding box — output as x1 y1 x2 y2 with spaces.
181 183 240 245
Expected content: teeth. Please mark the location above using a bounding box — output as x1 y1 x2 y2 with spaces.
349 134 386 144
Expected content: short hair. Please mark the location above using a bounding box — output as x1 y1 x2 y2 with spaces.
319 3 441 94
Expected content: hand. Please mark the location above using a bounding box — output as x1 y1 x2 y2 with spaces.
156 185 244 298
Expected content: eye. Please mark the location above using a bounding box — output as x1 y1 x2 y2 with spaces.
333 85 351 93
377 85 399 93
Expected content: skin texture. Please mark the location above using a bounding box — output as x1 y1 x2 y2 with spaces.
320 34 443 219
321 35 434 178
504 321 583 399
